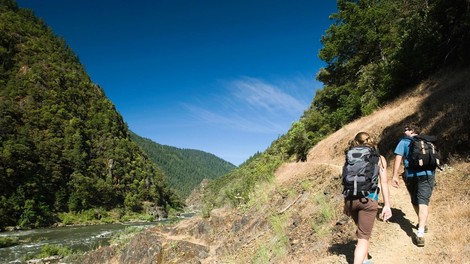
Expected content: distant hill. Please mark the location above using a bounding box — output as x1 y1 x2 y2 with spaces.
0 0 181 228
130 132 236 199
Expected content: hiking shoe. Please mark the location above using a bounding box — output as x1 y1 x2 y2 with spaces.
363 259 374 264
415 224 429 233
414 235 425 247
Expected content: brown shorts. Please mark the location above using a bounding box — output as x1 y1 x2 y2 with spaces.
346 198 378 239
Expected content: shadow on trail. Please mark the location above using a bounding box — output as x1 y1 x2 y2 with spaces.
328 240 355 264
328 207 416 263
389 207 415 238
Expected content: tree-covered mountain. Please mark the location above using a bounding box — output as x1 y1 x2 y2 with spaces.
307 0 470 136
130 132 236 198
0 0 181 229
202 0 470 211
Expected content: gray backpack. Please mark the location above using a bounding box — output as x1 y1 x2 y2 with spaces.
342 146 380 199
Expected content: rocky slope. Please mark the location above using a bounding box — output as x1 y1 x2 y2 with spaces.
78 68 470 263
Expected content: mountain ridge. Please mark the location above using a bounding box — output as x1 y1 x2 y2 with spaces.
130 131 236 199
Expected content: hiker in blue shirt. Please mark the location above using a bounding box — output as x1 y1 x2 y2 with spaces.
392 123 435 247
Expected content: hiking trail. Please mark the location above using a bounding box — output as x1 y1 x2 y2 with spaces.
366 177 438 264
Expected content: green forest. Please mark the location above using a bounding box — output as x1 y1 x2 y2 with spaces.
0 0 183 229
130 132 236 198
1 0 469 229
202 0 470 212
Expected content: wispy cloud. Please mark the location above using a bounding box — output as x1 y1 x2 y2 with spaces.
229 77 307 115
181 104 284 133
182 76 313 134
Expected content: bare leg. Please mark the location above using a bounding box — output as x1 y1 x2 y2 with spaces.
418 204 429 230
354 238 369 264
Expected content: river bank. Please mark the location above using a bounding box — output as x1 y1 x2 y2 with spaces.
0 213 196 263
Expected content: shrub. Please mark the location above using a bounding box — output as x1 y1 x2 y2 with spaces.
0 236 19 248
32 244 72 259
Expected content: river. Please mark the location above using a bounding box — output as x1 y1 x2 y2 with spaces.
0 220 174 263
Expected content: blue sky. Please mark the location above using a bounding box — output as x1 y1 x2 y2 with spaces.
16 0 337 166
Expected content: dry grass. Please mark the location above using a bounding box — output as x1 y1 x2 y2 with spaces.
425 162 470 263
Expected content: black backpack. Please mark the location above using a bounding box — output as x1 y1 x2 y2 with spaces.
407 135 441 171
342 146 380 199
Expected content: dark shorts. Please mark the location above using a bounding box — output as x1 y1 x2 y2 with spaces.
404 174 435 206
346 198 378 240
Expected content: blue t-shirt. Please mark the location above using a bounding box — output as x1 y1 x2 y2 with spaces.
394 136 434 177
367 191 379 201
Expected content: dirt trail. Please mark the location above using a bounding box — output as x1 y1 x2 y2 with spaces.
276 160 443 263
368 177 437 264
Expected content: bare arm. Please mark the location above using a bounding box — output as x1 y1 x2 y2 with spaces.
392 154 403 188
379 156 392 221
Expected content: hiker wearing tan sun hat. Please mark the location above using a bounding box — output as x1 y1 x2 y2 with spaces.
392 123 439 247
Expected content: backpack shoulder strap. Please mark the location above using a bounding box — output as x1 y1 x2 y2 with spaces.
415 134 437 142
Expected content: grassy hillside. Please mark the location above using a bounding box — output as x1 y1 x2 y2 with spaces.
0 0 181 228
130 132 236 198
